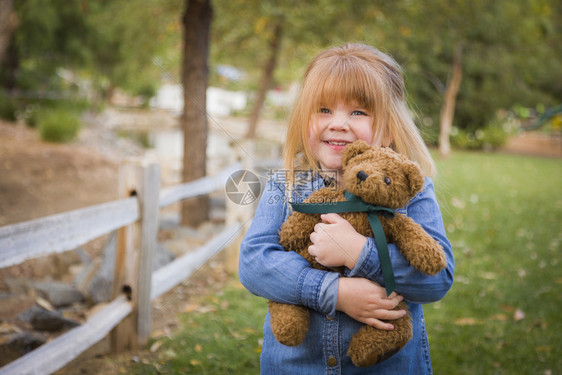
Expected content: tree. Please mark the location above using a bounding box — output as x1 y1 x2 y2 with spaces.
438 44 463 157
0 0 16 67
246 19 282 139
181 0 213 227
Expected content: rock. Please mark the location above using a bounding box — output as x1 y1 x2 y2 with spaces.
83 231 174 304
87 265 113 305
3 277 33 295
154 243 175 271
0 293 36 320
18 304 80 332
33 281 84 308
86 232 116 304
0 331 46 366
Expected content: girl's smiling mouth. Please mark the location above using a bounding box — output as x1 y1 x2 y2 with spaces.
325 140 350 146
323 140 353 150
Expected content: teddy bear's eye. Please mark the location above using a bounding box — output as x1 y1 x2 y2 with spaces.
384 177 391 185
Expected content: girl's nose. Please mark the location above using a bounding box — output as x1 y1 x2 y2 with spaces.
328 113 350 131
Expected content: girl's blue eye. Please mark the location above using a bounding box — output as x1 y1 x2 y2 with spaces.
319 108 331 114
352 110 367 116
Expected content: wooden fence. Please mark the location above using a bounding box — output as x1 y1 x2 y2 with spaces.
0 160 246 375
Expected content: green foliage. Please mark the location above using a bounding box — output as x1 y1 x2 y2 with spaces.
0 93 17 121
1 0 180 102
84 0 181 98
20 98 90 128
450 113 518 151
36 106 81 143
1 0 90 92
382 0 561 132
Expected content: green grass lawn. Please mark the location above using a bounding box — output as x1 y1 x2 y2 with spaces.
134 151 561 375
429 152 561 374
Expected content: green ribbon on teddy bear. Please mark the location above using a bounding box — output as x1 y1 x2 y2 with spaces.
290 191 396 296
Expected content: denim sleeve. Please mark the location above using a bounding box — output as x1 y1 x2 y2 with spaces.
347 177 455 304
238 178 340 316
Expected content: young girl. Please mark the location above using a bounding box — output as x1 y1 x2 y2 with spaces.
239 43 454 374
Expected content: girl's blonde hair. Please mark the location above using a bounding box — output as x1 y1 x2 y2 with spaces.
283 43 436 183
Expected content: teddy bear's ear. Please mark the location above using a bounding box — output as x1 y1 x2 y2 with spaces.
403 161 425 196
342 140 372 167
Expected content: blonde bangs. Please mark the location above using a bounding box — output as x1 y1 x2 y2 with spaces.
304 57 383 114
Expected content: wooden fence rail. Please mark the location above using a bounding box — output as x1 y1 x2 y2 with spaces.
0 197 139 269
0 160 245 375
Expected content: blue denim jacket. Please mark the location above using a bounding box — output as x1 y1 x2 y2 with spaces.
239 173 454 375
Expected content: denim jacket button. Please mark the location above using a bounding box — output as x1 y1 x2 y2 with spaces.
326 315 333 321
327 356 337 367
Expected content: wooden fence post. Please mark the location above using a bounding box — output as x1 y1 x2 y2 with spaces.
111 159 160 352
225 139 258 274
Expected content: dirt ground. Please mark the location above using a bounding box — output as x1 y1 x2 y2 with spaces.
0 121 121 227
0 118 232 374
0 116 560 374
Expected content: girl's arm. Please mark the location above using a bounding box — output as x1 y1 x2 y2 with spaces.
347 178 455 303
238 178 341 317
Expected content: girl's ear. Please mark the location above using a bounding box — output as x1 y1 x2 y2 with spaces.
342 140 371 166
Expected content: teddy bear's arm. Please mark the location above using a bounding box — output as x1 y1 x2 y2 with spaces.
382 215 447 275
279 211 320 259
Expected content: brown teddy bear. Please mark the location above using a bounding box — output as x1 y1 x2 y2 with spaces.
268 140 447 367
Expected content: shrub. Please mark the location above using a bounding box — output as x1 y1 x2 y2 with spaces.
0 93 18 122
451 112 518 151
37 107 81 143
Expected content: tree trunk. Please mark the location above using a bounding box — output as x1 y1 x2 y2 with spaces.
181 0 213 227
438 44 463 158
0 0 16 67
246 21 283 139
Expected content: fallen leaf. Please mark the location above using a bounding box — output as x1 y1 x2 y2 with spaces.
150 340 163 353
0 322 21 334
182 303 199 313
190 359 201 366
480 272 497 280
36 297 55 311
455 317 482 326
195 306 217 314
535 346 552 353
194 344 203 353
500 305 515 313
163 349 177 359
150 329 166 339
514 309 525 321
451 197 465 209
489 314 508 321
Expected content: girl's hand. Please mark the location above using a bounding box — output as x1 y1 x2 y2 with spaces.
308 213 366 269
336 277 406 330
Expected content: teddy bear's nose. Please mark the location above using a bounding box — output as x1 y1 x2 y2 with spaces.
357 171 369 182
